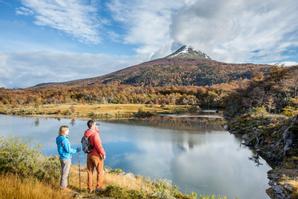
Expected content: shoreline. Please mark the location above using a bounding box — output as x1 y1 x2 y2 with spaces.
4 104 295 198
227 114 298 199
0 136 223 199
0 108 226 132
0 103 196 120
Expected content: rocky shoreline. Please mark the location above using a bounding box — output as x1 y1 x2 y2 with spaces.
227 114 298 199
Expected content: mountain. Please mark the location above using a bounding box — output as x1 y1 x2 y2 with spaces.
32 46 271 88
166 45 211 60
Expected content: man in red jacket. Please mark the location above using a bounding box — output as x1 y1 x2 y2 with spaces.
84 120 106 193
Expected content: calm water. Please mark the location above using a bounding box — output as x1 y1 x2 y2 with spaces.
0 115 271 199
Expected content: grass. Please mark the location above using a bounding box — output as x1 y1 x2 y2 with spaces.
0 174 71 199
0 103 193 119
280 179 298 198
0 137 227 199
69 166 155 194
68 166 200 199
0 171 229 199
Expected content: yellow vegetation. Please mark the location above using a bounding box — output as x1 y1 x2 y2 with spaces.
0 174 71 199
1 103 191 119
69 166 155 194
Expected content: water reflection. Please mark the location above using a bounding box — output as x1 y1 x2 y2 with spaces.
0 115 271 199
70 118 76 126
34 118 39 127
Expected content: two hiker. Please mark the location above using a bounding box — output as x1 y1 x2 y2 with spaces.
55 120 105 192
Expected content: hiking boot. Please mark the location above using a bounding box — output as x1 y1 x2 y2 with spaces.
60 187 72 192
95 188 103 194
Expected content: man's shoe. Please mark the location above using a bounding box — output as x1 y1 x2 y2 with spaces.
95 188 103 194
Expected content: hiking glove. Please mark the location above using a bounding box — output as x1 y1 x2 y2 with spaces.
76 147 81 152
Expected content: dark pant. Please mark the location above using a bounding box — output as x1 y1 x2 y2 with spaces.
60 159 71 188
87 155 104 191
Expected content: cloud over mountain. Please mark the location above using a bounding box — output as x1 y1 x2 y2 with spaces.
109 0 298 62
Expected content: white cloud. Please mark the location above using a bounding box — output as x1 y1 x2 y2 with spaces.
107 0 185 60
172 0 298 63
4 0 297 88
0 51 140 88
270 61 298 66
16 6 34 16
18 0 101 43
108 0 298 63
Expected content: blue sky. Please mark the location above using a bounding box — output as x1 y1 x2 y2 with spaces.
0 0 298 88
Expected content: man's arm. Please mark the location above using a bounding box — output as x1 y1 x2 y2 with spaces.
94 134 106 158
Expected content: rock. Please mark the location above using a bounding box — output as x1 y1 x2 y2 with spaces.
242 134 249 140
229 115 298 199
124 172 135 179
283 183 293 192
271 185 290 199
273 185 283 194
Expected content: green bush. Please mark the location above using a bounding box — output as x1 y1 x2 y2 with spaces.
97 185 147 199
198 195 227 199
250 106 268 117
282 106 298 117
108 168 124 174
152 179 197 199
0 137 60 184
88 112 95 118
62 109 71 115
134 109 155 118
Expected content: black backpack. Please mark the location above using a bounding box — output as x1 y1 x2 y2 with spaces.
81 136 93 153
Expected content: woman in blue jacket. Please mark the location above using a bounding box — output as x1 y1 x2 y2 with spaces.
56 125 80 190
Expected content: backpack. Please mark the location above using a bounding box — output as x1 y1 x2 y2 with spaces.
81 136 93 153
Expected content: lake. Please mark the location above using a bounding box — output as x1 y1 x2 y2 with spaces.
0 114 271 199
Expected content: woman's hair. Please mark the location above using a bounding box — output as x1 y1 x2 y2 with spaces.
59 125 69 135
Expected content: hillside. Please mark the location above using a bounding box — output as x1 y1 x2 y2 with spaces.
225 65 298 199
33 46 271 88
225 65 298 117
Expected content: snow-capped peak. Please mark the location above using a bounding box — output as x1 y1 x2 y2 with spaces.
166 45 211 60
270 61 298 67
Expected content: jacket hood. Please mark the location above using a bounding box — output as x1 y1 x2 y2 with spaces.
84 129 95 137
56 135 66 144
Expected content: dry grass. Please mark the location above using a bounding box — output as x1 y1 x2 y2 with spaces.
69 166 155 194
0 174 71 199
280 178 298 198
3 103 191 119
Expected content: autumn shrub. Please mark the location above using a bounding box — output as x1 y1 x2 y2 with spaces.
88 111 96 118
62 109 71 116
250 106 268 117
134 108 155 118
282 106 298 117
0 137 60 184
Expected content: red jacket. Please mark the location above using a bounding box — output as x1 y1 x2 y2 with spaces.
84 128 105 158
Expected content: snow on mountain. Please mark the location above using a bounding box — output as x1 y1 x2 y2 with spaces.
166 45 211 60
270 61 298 67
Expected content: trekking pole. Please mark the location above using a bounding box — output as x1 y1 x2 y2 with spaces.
78 151 81 192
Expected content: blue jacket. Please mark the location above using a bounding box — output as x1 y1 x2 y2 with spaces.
56 135 77 160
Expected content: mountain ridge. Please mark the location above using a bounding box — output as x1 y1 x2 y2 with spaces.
32 46 271 88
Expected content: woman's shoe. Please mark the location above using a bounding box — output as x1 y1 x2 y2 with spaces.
60 187 72 192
